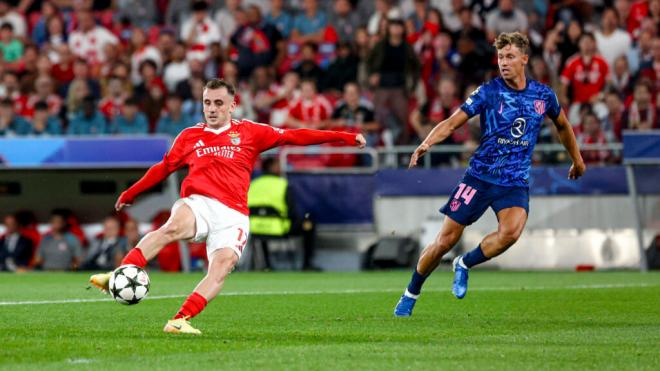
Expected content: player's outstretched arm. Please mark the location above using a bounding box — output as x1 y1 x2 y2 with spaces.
115 161 173 211
280 128 366 148
552 109 586 180
409 109 469 168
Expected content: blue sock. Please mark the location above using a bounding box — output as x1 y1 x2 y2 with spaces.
406 270 428 296
461 244 490 268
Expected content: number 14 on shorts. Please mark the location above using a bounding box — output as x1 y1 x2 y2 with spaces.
450 183 477 211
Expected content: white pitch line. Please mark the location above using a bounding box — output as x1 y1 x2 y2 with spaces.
0 282 657 306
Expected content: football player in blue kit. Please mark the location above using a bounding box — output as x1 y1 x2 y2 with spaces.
394 32 586 316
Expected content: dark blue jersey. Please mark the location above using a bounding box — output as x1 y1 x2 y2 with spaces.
459 77 561 187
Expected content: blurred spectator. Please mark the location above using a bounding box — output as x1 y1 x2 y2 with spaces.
134 59 166 106
608 55 634 97
230 6 273 81
485 0 528 41
293 41 323 87
26 76 62 118
0 0 26 39
291 0 328 44
175 58 205 100
603 90 625 141
156 29 176 64
163 42 191 92
622 82 658 131
410 78 466 154
329 0 361 43
638 37 659 93
595 7 632 69
324 41 358 93
560 32 609 105
98 76 128 121
51 44 74 84
214 0 241 48
43 16 67 58
28 100 62 135
249 66 278 124
203 41 224 80
286 78 332 129
367 0 397 36
331 82 380 146
182 77 204 123
0 23 22 63
34 210 83 271
368 15 420 144
353 26 371 89
266 0 293 38
123 218 142 250
247 4 283 73
577 111 613 164
67 95 107 135
116 0 158 30
157 93 192 137
0 97 29 135
181 0 221 61
80 215 126 271
270 70 300 127
111 96 148 135
68 9 119 65
627 29 654 75
0 213 34 272
129 28 162 85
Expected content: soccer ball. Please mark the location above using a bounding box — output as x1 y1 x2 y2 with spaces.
109 265 150 305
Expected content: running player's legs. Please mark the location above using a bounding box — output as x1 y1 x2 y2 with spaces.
416 216 465 275
479 207 527 258
135 202 197 260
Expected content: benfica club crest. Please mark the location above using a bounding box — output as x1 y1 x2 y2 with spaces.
228 132 241 145
534 100 545 115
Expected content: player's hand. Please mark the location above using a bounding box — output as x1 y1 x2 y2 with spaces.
568 160 586 180
355 134 366 148
115 192 133 212
409 143 430 168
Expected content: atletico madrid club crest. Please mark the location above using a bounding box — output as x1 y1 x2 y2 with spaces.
450 199 461 212
534 100 545 115
228 132 241 145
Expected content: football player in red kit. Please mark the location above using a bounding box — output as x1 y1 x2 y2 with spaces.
90 79 366 334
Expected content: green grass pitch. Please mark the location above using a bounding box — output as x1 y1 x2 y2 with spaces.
1 271 659 370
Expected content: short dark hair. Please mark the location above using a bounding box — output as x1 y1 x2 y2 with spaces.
191 0 209 12
493 32 530 55
0 22 13 32
204 79 235 96
34 100 49 111
580 32 596 42
124 96 140 106
0 97 13 107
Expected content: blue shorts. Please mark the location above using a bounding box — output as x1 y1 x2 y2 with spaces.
440 174 529 226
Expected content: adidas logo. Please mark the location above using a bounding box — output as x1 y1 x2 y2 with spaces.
193 140 205 149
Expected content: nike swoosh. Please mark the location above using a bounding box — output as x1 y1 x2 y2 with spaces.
171 324 182 330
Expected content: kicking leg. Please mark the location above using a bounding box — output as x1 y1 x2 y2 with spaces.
164 248 239 335
452 207 527 299
394 217 465 317
89 203 196 291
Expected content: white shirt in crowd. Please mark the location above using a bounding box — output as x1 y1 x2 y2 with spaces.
595 29 632 70
180 16 222 60
131 46 163 84
0 11 26 38
163 61 191 92
68 26 119 64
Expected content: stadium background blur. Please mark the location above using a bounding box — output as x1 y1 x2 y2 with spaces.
0 0 658 273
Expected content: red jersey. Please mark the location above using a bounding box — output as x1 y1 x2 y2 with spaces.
287 95 333 127
560 54 609 103
120 119 357 215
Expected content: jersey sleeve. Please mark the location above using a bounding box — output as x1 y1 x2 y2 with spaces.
250 122 356 152
460 83 488 118
545 87 561 120
162 130 188 170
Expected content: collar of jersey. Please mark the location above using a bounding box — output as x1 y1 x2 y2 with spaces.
203 122 232 135
499 76 529 93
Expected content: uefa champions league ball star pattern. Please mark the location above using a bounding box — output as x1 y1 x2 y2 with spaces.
109 265 150 305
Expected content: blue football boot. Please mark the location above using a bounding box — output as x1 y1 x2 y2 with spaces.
394 291 418 317
452 256 469 299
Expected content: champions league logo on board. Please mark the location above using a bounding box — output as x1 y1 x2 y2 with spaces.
228 132 241 145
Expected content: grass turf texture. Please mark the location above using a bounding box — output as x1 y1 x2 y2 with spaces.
1 271 659 370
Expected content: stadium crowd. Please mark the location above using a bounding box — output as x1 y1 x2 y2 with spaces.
0 0 659 272
0 0 655 164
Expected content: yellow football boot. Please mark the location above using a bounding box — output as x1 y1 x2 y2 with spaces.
163 318 202 335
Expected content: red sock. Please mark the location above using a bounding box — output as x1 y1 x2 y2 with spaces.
174 292 208 320
120 248 147 268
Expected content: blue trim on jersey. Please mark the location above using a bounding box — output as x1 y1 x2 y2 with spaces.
459 77 561 187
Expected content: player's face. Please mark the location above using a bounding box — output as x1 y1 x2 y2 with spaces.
202 87 236 127
497 44 528 81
